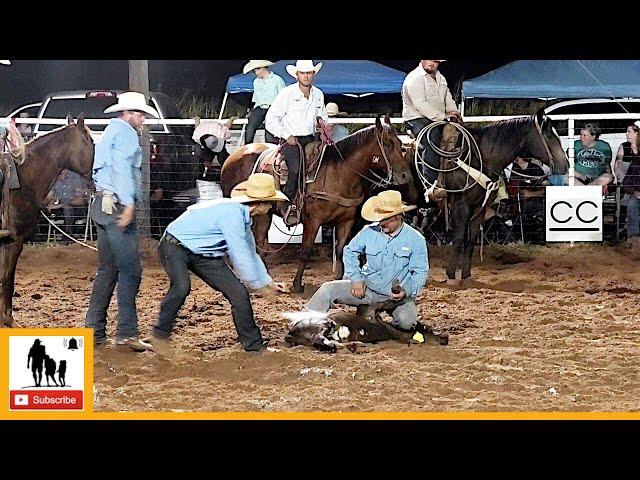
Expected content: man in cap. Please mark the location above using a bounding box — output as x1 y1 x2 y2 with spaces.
85 91 159 351
265 60 328 226
242 60 286 145
325 102 349 142
192 117 234 202
402 60 461 187
305 190 429 332
150 173 288 355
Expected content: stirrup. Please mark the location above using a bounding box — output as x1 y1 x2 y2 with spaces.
283 204 300 227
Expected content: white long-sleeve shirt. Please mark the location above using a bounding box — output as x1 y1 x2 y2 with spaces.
265 83 328 139
402 65 458 122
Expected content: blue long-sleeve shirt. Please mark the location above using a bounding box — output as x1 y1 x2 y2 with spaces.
92 118 141 206
344 223 428 298
166 199 273 290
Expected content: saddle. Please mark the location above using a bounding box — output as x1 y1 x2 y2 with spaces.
254 141 326 226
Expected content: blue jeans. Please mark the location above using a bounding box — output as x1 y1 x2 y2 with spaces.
244 107 276 145
627 194 640 237
85 195 142 343
154 238 265 351
405 117 442 186
305 280 418 330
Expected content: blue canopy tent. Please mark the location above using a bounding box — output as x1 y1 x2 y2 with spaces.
220 60 407 117
462 60 640 99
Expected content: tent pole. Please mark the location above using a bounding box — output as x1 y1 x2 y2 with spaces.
219 92 228 119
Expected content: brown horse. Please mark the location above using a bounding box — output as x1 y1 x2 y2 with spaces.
0 114 94 327
221 116 413 293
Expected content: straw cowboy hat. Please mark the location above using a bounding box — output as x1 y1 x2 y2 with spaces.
286 60 322 78
242 60 274 75
103 91 159 118
325 102 347 117
361 190 416 222
230 173 289 203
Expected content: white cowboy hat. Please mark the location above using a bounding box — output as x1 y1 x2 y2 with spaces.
230 173 289 203
285 60 322 78
361 190 416 222
325 102 347 117
635 120 640 130
0 60 10 65
242 60 274 75
103 91 160 118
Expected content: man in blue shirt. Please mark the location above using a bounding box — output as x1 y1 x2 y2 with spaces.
150 173 288 354
306 190 428 331
85 92 159 351
242 60 285 145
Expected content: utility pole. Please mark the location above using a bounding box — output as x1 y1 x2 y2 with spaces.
128 60 151 237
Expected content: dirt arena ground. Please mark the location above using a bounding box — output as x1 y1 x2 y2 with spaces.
9 238 640 413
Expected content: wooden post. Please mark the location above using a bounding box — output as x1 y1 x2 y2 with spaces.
129 60 151 237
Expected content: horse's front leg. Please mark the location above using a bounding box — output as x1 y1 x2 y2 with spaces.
251 213 273 262
446 200 470 285
333 216 356 280
1 240 24 327
292 216 323 294
461 210 485 286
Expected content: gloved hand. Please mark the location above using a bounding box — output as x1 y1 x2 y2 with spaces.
101 193 117 215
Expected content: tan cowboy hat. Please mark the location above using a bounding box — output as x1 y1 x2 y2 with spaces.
103 91 159 118
230 173 289 203
242 60 274 75
325 102 347 117
361 190 416 222
286 60 322 78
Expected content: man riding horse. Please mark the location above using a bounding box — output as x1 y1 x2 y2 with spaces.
265 60 328 226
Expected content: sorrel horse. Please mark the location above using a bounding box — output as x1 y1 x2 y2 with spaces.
414 109 569 285
221 116 414 293
0 115 94 327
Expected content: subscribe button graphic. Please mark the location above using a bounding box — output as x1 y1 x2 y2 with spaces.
10 390 83 410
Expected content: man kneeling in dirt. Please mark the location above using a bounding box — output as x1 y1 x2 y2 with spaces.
306 190 428 332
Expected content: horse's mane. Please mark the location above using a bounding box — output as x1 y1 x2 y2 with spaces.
324 124 382 162
25 124 74 153
474 115 534 143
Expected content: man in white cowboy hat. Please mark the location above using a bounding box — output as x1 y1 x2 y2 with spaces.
242 60 285 145
149 173 288 355
402 60 461 187
325 102 349 142
85 91 159 352
305 190 429 332
265 60 328 226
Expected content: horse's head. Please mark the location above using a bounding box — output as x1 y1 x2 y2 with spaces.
65 113 95 177
374 114 413 187
532 109 569 175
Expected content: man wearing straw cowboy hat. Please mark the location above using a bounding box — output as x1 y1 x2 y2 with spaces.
305 190 429 332
242 60 285 145
266 60 328 226
149 173 288 355
85 91 159 352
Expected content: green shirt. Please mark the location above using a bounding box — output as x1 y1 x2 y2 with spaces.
252 72 286 108
574 139 612 180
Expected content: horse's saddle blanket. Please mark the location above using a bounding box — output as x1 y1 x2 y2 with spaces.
0 153 21 190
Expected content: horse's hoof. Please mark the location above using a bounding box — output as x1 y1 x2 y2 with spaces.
7 319 22 328
446 278 461 287
460 276 476 288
